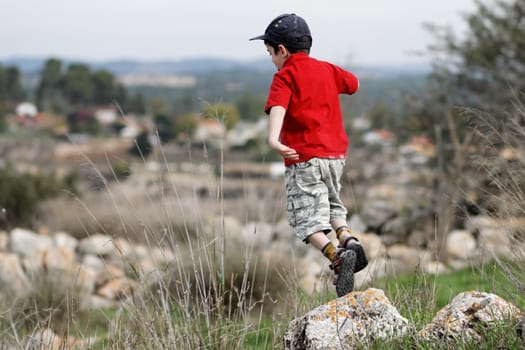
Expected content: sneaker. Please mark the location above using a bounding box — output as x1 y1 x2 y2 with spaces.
340 237 368 273
330 249 356 297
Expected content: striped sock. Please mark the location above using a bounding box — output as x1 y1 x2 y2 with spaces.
336 226 352 245
321 242 337 261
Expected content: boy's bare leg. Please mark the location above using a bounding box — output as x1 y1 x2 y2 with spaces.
306 231 332 250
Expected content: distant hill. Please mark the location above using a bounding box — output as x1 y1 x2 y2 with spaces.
2 56 431 78
3 56 430 118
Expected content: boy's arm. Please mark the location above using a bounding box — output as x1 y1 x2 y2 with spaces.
267 106 299 161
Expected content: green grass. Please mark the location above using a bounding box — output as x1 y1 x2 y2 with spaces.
376 259 525 329
94 261 525 348
2 255 522 349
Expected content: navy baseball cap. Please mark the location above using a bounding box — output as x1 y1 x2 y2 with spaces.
249 13 312 49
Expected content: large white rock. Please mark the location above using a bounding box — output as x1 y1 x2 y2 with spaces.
283 288 410 349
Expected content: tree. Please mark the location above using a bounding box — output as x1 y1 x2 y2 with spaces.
154 113 176 142
0 64 26 121
62 64 93 106
202 102 239 130
5 67 25 102
91 69 117 105
236 93 265 121
174 112 199 138
36 58 63 112
129 131 152 158
416 0 525 261
126 92 146 115
427 0 525 114
368 101 392 130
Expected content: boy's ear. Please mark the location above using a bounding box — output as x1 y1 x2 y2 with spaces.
277 44 289 56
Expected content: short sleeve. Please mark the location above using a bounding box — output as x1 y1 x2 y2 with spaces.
264 72 293 114
332 65 359 95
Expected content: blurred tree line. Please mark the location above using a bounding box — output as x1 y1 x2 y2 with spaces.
36 58 145 115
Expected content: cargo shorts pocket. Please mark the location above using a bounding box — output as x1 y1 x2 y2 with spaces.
286 200 297 227
286 195 314 229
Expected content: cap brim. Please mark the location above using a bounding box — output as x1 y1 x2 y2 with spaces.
249 34 267 41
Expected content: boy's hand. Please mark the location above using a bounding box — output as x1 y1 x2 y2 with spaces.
269 140 299 160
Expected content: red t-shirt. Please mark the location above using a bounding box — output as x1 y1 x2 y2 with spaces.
265 52 359 165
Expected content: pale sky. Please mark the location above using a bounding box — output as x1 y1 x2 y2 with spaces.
1 0 479 66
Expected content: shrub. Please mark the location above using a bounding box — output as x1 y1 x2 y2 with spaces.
0 167 77 229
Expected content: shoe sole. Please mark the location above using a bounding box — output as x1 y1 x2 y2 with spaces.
335 250 356 297
347 242 368 273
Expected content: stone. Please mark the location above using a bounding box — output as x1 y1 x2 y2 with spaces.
78 233 116 256
283 288 410 349
53 231 78 251
407 230 430 249
299 274 323 295
355 257 393 286
96 277 135 300
83 294 118 310
419 291 523 343
360 200 398 229
0 253 30 299
348 214 367 234
149 246 176 266
42 246 76 272
446 230 478 262
76 265 98 296
112 237 135 260
421 260 450 275
382 217 411 245
272 218 294 241
241 221 274 247
360 233 385 261
96 264 126 286
209 215 243 256
24 327 93 349
0 231 8 251
465 215 499 231
478 227 512 257
82 254 105 271
23 246 77 277
387 244 429 275
24 328 61 350
10 228 54 257
137 258 163 286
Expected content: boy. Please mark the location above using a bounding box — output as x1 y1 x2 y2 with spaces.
250 13 368 297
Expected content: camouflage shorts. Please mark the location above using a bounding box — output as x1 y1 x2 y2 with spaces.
284 158 347 242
